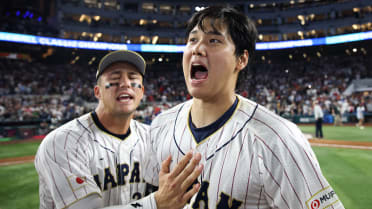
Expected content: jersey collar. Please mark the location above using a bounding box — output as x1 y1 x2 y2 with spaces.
91 111 131 140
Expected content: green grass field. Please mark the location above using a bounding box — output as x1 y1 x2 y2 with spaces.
312 147 372 209
0 141 41 159
0 125 371 209
0 163 39 209
299 125 372 142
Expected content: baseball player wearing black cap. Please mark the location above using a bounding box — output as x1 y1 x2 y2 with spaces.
35 50 203 209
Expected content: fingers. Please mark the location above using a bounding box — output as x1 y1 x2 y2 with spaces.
168 151 193 178
160 155 172 175
182 181 201 203
175 152 201 185
180 163 203 192
155 151 204 209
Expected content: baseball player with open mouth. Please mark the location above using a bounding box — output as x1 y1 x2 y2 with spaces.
145 6 345 209
35 50 202 209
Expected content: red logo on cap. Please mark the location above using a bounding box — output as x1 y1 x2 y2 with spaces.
76 177 84 184
311 200 320 209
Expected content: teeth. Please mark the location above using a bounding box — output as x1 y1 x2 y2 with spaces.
118 94 131 100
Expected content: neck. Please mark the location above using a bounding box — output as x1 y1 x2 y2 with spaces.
95 106 132 135
191 94 236 128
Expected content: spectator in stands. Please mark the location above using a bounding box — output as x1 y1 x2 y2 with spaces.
314 100 324 138
1 49 371 127
0 102 5 118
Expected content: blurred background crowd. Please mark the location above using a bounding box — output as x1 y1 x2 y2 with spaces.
1 51 371 137
0 0 371 138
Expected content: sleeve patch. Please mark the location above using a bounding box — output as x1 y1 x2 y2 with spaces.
306 186 340 209
68 175 87 192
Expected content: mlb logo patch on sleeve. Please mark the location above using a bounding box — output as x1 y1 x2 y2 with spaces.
68 175 86 192
306 186 340 209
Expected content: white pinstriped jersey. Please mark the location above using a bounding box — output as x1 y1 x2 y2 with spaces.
35 112 152 209
144 95 345 209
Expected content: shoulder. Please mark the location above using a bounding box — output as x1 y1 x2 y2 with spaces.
39 113 94 150
131 120 149 139
132 119 149 131
237 96 307 150
151 100 191 129
235 96 259 120
35 113 96 169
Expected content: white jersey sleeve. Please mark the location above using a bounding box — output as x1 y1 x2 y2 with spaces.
35 122 101 209
252 104 344 209
101 193 157 209
66 193 157 209
143 118 164 186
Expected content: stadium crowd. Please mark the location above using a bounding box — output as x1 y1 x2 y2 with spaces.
0 53 371 136
238 54 372 117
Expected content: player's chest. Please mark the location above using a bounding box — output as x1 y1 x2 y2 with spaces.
201 144 261 197
157 128 264 207
155 120 246 159
197 144 266 208
90 139 145 191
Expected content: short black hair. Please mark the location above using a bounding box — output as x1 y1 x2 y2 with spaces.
186 6 258 59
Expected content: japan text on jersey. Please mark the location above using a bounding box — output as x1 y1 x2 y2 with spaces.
35 113 151 209
144 96 344 209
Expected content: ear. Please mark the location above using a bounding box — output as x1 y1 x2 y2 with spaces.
94 85 101 100
236 49 249 72
139 84 145 100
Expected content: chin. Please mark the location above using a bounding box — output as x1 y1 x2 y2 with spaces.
116 107 135 115
189 90 209 100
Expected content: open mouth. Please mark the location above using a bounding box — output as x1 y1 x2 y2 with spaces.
191 64 208 80
117 93 133 102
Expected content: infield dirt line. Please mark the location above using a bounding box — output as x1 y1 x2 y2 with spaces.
310 143 372 150
1 139 372 167
308 138 372 150
0 156 35 166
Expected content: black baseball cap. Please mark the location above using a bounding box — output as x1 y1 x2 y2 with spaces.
96 50 146 80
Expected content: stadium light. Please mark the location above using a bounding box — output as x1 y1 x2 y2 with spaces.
23 11 30 19
195 6 205 12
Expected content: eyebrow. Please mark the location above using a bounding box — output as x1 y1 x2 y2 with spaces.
109 71 121 76
190 29 223 36
128 71 141 76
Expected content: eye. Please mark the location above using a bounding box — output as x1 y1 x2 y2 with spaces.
129 75 140 80
128 73 141 80
188 37 197 43
209 38 221 44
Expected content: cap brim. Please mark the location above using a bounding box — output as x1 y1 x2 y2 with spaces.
96 50 146 80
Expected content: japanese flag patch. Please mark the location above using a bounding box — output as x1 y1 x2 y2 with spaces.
67 175 86 192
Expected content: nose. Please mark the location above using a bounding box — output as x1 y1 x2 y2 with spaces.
192 41 206 56
119 75 131 88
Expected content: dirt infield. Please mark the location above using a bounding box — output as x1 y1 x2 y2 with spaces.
0 155 35 166
0 138 371 167
309 139 372 150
